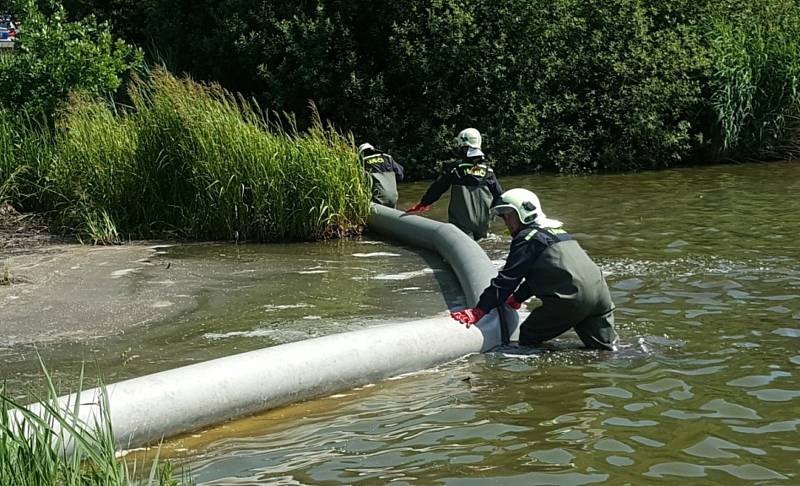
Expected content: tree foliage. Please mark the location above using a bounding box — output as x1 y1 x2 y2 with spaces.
0 0 142 118
52 0 800 174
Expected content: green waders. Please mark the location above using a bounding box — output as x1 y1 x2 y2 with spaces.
370 171 399 209
519 240 618 350
449 185 493 240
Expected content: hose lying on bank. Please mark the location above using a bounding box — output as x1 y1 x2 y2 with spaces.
20 204 519 453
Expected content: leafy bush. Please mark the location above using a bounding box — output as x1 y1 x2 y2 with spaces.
0 0 142 118
23 1 800 177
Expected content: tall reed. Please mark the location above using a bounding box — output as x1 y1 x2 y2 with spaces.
707 1 800 159
1 67 371 243
126 69 371 241
0 109 14 201
0 361 188 485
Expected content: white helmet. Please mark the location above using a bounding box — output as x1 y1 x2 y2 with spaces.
454 128 482 149
490 188 563 228
357 143 375 157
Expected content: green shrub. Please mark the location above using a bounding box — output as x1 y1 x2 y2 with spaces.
123 0 798 174
17 1 800 178
0 0 142 119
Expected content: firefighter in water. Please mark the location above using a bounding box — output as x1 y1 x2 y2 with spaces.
358 142 405 209
406 128 503 240
451 188 619 350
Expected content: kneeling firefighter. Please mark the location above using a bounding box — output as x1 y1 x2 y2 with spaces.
451 188 619 350
406 128 503 240
359 143 405 208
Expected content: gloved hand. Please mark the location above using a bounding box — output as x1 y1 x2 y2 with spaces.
405 203 431 214
450 307 487 327
506 294 523 310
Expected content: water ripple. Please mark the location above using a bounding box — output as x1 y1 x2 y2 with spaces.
683 437 766 459
645 462 787 480
603 418 659 428
730 420 800 434
773 328 800 338
727 371 792 388
747 389 800 402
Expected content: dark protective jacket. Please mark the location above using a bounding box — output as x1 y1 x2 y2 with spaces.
420 154 503 239
363 152 404 208
476 225 613 316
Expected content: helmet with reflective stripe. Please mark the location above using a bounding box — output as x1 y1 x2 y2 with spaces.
357 143 375 157
490 188 563 228
454 128 482 149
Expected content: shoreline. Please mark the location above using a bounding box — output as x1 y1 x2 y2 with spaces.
1 202 75 258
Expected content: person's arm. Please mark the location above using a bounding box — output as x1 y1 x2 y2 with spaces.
512 281 535 303
475 236 532 312
450 233 547 327
407 172 449 213
451 237 537 326
419 165 454 206
486 170 504 201
391 157 404 181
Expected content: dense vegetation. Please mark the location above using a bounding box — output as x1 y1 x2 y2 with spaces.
0 0 141 117
0 68 370 243
1 0 799 241
57 0 800 176
0 1 370 243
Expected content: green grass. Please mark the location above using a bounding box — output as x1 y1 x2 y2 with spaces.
707 1 800 159
0 67 372 243
0 360 189 485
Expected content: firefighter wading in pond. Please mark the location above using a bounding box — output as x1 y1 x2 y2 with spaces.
406 128 503 240
358 143 405 209
451 188 619 350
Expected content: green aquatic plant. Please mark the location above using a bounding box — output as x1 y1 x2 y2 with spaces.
0 361 190 485
80 209 121 245
0 110 18 203
126 68 371 242
0 67 371 243
707 0 800 159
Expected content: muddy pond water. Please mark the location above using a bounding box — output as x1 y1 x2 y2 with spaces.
2 162 799 484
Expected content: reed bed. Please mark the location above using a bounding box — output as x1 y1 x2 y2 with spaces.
0 362 187 485
0 67 372 243
707 2 800 159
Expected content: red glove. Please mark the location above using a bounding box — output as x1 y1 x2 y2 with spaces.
450 307 487 327
506 295 523 310
405 203 431 213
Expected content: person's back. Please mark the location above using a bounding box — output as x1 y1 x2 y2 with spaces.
517 227 616 349
439 151 498 239
358 143 404 208
527 232 610 308
407 128 503 240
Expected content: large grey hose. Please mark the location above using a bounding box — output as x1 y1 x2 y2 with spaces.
369 204 495 306
19 204 518 453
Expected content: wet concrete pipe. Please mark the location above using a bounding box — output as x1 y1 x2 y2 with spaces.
22 204 519 453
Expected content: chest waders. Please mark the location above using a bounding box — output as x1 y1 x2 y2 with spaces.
520 237 618 350
370 171 399 209
449 185 493 240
